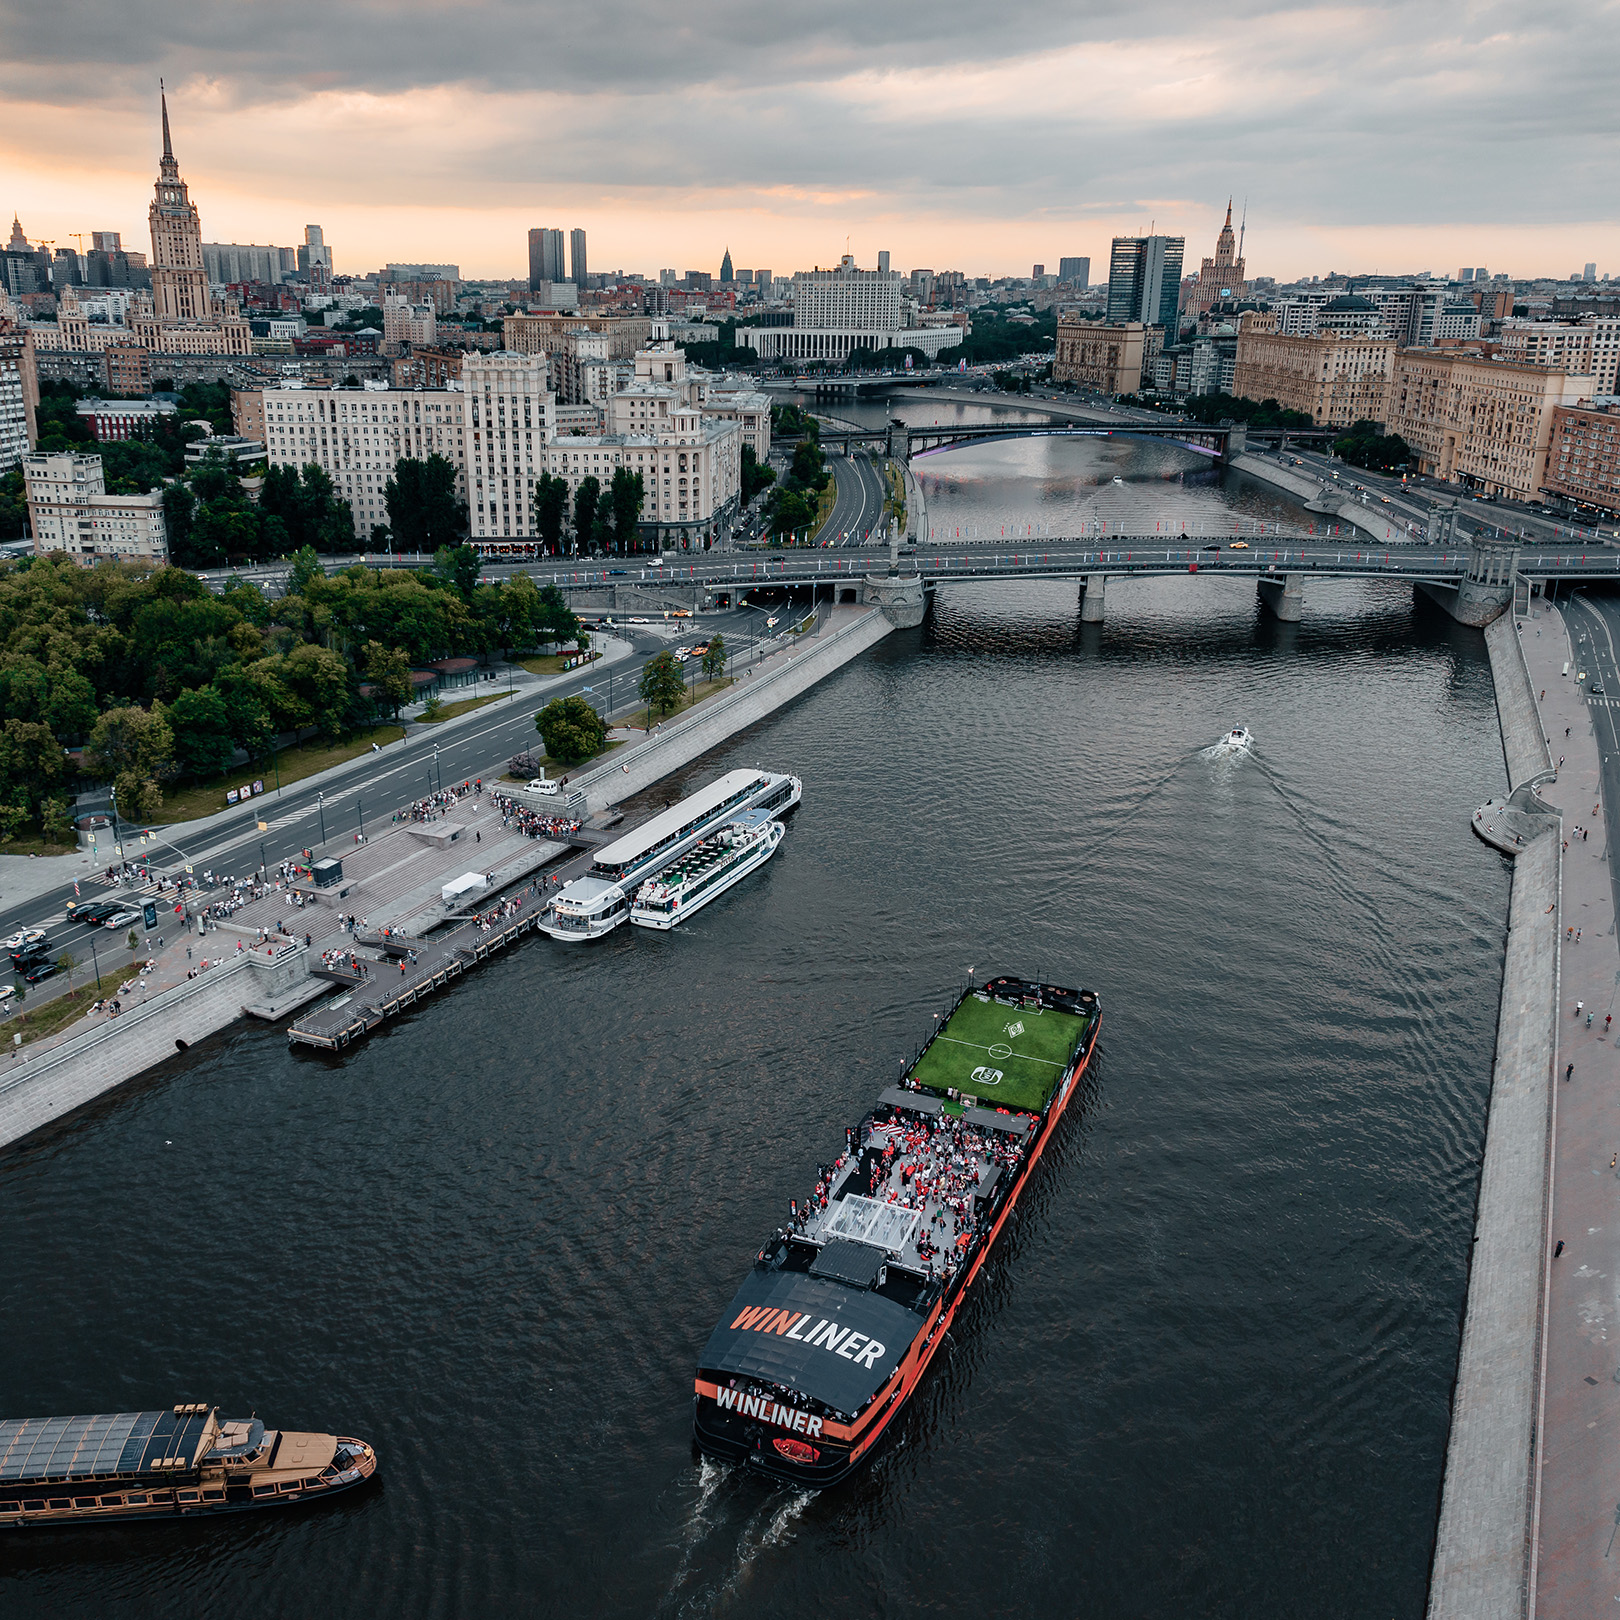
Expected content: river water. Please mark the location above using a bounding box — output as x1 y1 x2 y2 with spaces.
1 418 1511 1619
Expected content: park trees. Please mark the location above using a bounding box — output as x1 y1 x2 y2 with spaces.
166 686 236 779
572 476 601 552
385 455 466 553
534 472 569 554
637 650 684 718
601 467 646 554
700 636 728 681
741 446 775 505
432 542 480 601
364 641 412 719
536 694 606 765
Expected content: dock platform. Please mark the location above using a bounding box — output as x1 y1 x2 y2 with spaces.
287 882 550 1051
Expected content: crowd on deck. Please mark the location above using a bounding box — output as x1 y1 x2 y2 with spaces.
789 1113 1027 1281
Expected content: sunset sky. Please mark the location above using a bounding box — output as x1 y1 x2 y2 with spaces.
3 0 1615 284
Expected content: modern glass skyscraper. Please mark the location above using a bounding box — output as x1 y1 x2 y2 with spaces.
570 228 588 286
1106 235 1185 334
528 228 565 290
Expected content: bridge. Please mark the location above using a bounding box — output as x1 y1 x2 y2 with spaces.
799 418 1338 464
523 534 1614 631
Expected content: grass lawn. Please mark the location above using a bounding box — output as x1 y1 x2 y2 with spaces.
420 692 511 724
909 993 1089 1113
519 652 598 677
3 985 99 1047
153 725 407 823
810 476 838 542
1 829 78 857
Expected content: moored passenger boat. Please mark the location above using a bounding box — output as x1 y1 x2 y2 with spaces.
631 810 784 930
692 974 1100 1486
0 1403 376 1527
540 767 800 943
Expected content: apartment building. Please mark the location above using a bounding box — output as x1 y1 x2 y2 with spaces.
1231 327 1396 426
1053 318 1151 394
23 450 168 562
0 332 38 473
1544 400 1620 514
243 351 548 538
382 294 436 356
1384 348 1595 499
501 311 651 361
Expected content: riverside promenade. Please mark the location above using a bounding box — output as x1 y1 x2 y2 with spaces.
1521 603 1620 1618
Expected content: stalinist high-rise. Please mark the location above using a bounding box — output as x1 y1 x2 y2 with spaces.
148 86 211 323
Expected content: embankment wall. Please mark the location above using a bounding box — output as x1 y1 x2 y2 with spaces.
1427 610 1561 1617
571 608 895 812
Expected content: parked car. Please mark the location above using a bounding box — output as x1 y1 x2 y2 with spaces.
104 909 142 929
525 779 560 797
67 900 119 925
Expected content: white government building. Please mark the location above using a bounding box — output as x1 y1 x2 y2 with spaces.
739 256 966 363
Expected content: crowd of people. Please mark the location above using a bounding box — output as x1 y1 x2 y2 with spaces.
490 790 582 843
395 780 483 825
469 893 529 935
789 1112 1028 1282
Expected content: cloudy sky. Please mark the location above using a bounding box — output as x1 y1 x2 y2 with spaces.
4 0 1616 283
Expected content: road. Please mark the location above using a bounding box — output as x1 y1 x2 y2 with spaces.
1558 592 1620 934
815 452 888 547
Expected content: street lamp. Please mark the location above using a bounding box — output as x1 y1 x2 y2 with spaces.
317 791 326 845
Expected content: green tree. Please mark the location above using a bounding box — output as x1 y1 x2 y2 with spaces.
288 544 324 594
39 796 73 846
603 467 646 554
167 685 236 779
84 705 174 784
572 475 601 552
740 445 775 505
1333 420 1412 473
638 650 684 718
364 641 412 719
432 542 480 601
536 694 606 765
385 455 466 553
114 770 163 823
0 719 68 823
701 636 728 681
0 467 26 540
55 952 78 990
534 472 569 553
536 581 579 648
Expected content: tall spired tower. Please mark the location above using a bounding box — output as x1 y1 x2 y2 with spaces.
148 85 211 323
1188 198 1248 318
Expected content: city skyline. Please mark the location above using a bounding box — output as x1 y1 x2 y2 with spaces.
1 2 1615 283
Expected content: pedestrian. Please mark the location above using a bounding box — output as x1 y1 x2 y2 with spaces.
1567 1063 1574 1080
1555 1241 1565 1258
1577 1001 1584 1017
1607 1014 1613 1034
1566 726 1571 737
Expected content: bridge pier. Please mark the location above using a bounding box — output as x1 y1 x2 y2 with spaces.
1079 574 1106 622
1412 536 1520 628
861 573 926 628
1257 573 1303 622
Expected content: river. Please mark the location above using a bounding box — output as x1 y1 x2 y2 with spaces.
0 422 1509 1619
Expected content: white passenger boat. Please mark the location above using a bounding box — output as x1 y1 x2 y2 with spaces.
1218 725 1253 751
539 768 801 944
630 810 785 931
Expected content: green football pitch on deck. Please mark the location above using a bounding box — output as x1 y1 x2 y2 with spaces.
909 994 1089 1113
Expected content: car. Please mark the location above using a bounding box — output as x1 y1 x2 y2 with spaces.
1592 683 1606 696
2 928 47 952
104 909 142 929
1229 540 1249 550
67 900 119 925
0 984 13 1005
607 569 627 577
22 960 57 984
525 779 560 797
1202 543 1222 552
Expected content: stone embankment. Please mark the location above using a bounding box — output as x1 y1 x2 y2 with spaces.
1428 608 1561 1618
569 606 895 813
1228 453 1415 544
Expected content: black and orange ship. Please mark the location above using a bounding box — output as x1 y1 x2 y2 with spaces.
0 1404 376 1528
693 974 1100 1486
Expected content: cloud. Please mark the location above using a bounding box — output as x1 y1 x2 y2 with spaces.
1 0 1616 278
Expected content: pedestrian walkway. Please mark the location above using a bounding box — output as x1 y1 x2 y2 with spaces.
1521 602 1620 1616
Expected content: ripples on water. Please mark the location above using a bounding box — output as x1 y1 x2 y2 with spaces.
0 437 1509 1619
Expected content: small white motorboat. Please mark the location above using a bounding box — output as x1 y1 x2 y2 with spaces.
1220 725 1253 751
